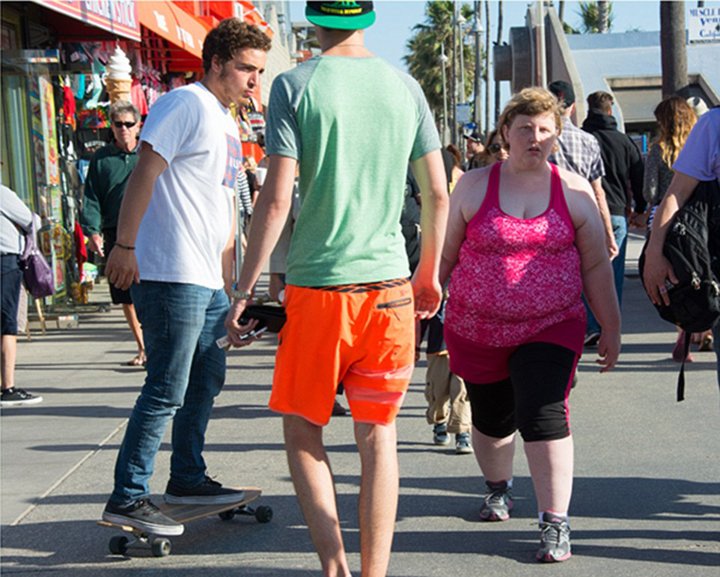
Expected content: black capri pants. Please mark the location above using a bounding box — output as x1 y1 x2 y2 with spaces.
465 342 578 442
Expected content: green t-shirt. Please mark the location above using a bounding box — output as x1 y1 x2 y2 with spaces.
266 56 440 286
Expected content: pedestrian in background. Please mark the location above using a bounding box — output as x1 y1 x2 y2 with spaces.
1 185 43 407
80 100 145 366
547 80 617 261
641 96 713 361
581 90 645 347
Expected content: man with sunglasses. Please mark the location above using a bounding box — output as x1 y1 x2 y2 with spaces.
81 101 145 367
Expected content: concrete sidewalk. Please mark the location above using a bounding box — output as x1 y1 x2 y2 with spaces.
1 235 719 576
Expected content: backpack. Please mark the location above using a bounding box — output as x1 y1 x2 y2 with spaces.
638 178 720 401
401 169 422 274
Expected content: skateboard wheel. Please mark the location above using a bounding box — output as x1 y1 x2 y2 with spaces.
219 509 236 521
151 538 172 557
255 505 273 523
108 535 129 555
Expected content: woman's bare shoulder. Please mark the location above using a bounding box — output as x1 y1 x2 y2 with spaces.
453 164 492 213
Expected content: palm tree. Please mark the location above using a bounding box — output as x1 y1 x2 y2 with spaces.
577 0 614 33
404 1 477 130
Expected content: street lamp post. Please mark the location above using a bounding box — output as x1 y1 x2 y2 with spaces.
440 43 449 146
473 0 483 132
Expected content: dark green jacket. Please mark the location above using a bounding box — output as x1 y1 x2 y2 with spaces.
80 142 138 235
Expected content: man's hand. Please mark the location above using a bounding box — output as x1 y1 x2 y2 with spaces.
88 233 104 257
269 273 285 303
606 232 619 260
630 210 648 230
105 246 140 290
412 275 442 320
224 298 259 347
642 248 677 307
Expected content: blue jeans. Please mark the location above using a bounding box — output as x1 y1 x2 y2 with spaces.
586 215 628 335
714 321 720 389
110 282 229 506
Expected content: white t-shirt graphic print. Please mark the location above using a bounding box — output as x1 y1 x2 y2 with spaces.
135 82 241 289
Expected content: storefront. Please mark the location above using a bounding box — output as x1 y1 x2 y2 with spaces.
2 1 142 305
2 1 273 310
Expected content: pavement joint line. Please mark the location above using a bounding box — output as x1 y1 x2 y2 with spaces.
10 419 129 527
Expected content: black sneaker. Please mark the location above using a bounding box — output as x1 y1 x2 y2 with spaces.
164 476 245 505
583 331 601 347
0 388 43 407
102 498 184 536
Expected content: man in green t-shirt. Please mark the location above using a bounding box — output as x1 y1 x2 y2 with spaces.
226 2 448 575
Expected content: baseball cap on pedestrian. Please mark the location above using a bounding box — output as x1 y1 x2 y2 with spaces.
548 80 576 108
305 2 376 30
463 131 482 143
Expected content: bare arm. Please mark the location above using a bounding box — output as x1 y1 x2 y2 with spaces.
439 168 488 286
410 150 449 319
641 171 699 306
566 173 621 371
224 155 297 344
590 177 619 260
105 143 167 290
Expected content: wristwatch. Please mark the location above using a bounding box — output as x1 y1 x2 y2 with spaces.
230 287 252 301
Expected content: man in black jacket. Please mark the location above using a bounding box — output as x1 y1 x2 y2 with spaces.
582 91 646 345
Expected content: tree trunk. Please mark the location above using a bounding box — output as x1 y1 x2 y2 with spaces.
660 0 687 98
494 0 503 125
559 0 565 22
598 1 609 33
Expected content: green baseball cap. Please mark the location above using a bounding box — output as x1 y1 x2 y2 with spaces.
305 2 376 30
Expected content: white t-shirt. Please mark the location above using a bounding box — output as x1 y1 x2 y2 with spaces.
136 82 242 289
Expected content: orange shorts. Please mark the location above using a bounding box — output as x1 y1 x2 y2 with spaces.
269 279 415 426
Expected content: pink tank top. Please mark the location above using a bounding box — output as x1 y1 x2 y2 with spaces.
446 162 586 348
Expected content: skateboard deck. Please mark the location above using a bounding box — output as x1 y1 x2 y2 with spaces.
99 487 271 557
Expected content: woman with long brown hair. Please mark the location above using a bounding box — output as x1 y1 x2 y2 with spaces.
643 96 713 358
643 96 697 213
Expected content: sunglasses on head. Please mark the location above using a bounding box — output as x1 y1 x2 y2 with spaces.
113 121 137 129
488 143 504 154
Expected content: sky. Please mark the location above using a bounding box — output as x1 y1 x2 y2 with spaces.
288 1 710 71
359 0 666 70
288 1 719 128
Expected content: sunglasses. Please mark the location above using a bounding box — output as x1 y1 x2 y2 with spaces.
113 121 137 129
488 143 505 154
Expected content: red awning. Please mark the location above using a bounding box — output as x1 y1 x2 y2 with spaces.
138 1 211 61
35 0 141 42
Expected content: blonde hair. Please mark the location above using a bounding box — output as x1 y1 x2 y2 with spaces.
497 87 563 139
653 96 696 168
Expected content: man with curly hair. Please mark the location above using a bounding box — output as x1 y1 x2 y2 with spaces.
101 19 270 536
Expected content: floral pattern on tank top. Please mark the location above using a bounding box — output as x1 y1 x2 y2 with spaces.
446 163 586 347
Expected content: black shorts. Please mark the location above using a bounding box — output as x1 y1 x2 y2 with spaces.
465 342 578 442
103 228 132 305
1 254 23 335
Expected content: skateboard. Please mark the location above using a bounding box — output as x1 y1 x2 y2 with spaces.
98 487 271 557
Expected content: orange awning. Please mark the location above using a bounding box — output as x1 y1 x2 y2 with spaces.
138 1 210 61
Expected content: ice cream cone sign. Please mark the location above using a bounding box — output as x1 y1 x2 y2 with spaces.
105 46 133 103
